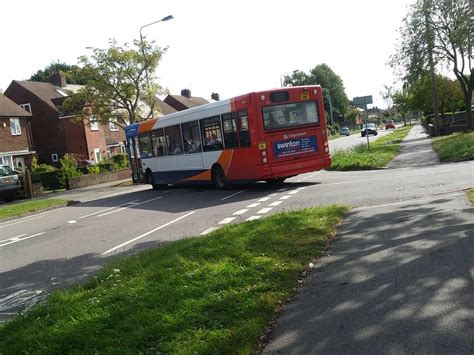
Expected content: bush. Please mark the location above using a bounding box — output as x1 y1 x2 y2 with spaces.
87 165 100 174
59 154 83 187
31 170 63 190
31 156 56 173
111 154 129 169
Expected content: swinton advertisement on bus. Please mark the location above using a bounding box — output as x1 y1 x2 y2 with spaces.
273 134 318 159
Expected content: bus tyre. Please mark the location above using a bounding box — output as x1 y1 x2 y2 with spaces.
212 165 226 189
145 170 159 190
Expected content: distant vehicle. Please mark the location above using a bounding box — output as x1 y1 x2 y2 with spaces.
361 123 378 137
0 165 21 202
385 120 395 130
340 127 350 136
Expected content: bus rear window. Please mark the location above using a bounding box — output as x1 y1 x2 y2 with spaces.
263 101 319 130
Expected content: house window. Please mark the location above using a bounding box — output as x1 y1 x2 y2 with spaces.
51 153 59 163
90 116 99 131
20 103 32 114
10 118 21 135
109 118 119 132
0 155 13 168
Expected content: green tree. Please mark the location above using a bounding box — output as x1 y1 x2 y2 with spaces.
62 38 167 127
30 62 88 85
391 0 472 130
380 85 395 118
409 74 464 116
393 90 413 125
283 64 349 116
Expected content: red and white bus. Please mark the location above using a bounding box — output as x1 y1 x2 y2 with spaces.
134 86 332 189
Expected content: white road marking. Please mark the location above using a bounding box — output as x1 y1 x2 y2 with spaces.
0 215 44 230
97 196 162 217
246 202 261 208
296 170 324 182
101 211 195 255
257 207 273 214
67 220 77 224
279 195 291 200
288 190 300 195
258 197 271 202
0 232 45 247
78 200 140 219
269 201 282 207
219 217 236 224
0 234 26 243
221 190 246 201
268 193 277 197
200 227 218 235
246 215 262 221
233 209 249 215
297 186 308 190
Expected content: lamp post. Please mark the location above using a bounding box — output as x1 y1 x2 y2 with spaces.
139 15 174 89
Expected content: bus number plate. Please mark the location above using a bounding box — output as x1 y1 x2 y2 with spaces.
300 90 310 100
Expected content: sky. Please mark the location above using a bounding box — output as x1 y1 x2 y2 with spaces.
1 0 414 109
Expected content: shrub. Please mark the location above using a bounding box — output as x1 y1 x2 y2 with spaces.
31 156 56 173
87 165 100 174
31 170 63 190
111 153 129 169
59 154 83 187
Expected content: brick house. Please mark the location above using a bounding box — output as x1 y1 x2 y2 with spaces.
164 89 209 112
0 94 35 171
4 73 126 165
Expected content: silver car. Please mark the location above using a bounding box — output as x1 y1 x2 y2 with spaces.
0 165 20 202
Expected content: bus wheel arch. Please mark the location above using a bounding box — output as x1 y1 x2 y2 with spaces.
211 164 226 189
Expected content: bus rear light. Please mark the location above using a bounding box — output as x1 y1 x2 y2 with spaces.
313 89 318 95
260 95 265 101
262 157 268 163
325 147 329 153
261 150 267 156
324 141 328 147
258 142 266 150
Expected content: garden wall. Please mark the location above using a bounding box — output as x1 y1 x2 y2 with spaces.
66 168 132 190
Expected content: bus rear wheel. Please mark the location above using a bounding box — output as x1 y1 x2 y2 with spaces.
212 165 226 189
266 178 286 185
145 169 160 190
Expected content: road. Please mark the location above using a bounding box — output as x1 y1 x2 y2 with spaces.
328 127 393 153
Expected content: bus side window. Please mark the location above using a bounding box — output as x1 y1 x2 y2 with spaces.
182 120 202 154
200 116 223 151
138 134 152 158
164 125 184 155
238 110 251 147
151 128 166 157
222 112 238 149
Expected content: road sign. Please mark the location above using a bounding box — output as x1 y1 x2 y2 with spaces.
352 96 373 108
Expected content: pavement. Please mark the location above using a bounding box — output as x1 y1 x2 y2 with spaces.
263 125 474 354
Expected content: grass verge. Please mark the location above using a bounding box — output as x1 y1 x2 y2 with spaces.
0 198 71 220
328 126 412 170
467 188 474 204
0 205 349 354
432 131 474 162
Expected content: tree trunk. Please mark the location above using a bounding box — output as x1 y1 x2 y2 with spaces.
465 91 472 131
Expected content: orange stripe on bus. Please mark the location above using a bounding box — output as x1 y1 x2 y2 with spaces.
185 150 234 182
138 118 158 133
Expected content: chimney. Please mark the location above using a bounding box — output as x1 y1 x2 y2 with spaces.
211 92 220 101
181 88 191 98
49 72 67 88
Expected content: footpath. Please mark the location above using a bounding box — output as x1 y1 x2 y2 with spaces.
263 125 474 354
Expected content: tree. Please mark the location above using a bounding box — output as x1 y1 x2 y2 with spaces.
393 90 413 125
30 62 88 85
283 64 349 116
391 0 473 130
62 38 167 127
380 85 395 118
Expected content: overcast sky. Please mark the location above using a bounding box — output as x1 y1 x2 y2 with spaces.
1 0 414 108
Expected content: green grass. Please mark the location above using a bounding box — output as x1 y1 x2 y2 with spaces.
0 198 70 220
328 126 412 170
0 205 348 354
432 131 474 162
467 188 474 204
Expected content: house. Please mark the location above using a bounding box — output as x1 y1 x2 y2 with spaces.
4 73 126 165
0 94 35 171
164 89 209 112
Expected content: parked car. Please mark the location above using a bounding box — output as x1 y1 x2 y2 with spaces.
340 127 350 136
361 123 378 137
385 119 395 130
0 165 21 202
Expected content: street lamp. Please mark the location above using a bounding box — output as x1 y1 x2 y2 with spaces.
139 15 174 88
